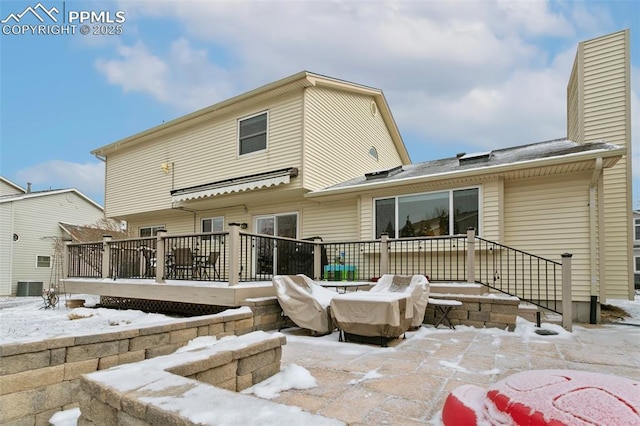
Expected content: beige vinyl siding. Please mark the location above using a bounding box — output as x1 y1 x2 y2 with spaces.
303 86 404 190
301 199 359 242
0 203 13 295
106 92 304 218
503 174 592 301
8 193 103 295
482 178 503 242
578 30 631 299
0 180 23 196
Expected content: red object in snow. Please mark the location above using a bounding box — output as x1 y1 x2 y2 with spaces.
442 370 640 426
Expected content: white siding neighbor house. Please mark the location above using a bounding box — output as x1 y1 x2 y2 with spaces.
74 30 632 322
0 177 104 296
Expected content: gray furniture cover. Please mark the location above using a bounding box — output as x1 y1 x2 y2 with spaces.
272 275 337 335
369 274 430 328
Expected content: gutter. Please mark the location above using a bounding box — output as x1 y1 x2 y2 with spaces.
589 157 603 324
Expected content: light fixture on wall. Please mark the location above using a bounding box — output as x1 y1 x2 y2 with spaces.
161 162 171 174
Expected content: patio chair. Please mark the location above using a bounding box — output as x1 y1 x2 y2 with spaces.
172 247 194 279
369 274 430 328
200 251 220 279
272 274 337 336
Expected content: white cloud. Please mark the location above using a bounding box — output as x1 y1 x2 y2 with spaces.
102 0 630 155
16 160 104 203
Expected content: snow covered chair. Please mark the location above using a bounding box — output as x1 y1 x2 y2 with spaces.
369 274 429 328
272 275 337 336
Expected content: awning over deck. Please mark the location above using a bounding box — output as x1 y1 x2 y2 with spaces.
171 167 298 202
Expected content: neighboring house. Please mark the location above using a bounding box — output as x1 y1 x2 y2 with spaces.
634 210 640 289
91 30 632 321
0 177 104 296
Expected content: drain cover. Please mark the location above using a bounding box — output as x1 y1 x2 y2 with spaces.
535 329 559 336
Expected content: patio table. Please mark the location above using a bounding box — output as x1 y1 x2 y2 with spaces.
330 291 414 346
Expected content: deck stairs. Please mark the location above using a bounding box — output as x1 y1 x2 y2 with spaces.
428 282 561 324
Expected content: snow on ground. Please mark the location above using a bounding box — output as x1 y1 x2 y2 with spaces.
1 291 638 425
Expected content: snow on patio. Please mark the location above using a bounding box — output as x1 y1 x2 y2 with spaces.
2 292 639 425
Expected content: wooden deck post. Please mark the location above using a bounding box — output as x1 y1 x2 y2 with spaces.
228 224 240 286
155 230 167 284
467 228 476 284
562 253 573 331
380 233 389 276
102 236 112 279
313 238 322 280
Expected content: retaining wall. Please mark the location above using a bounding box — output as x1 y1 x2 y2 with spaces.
0 298 286 426
424 294 520 331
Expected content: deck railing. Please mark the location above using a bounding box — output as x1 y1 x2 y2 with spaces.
65 225 571 323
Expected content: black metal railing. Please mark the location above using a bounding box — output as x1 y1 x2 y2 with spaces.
67 243 103 278
110 238 157 279
65 230 564 315
163 233 227 281
387 236 467 281
238 233 316 281
476 237 561 313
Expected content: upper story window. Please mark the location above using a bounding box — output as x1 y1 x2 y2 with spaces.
635 218 640 241
238 111 268 156
375 188 479 238
37 255 51 268
140 225 165 237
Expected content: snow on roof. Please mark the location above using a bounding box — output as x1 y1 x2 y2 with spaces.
317 139 623 193
0 187 103 209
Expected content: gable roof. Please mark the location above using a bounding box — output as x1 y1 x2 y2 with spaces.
91 71 410 164
0 187 103 210
0 176 26 194
308 139 625 197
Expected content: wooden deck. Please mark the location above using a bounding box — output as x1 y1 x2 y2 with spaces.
61 278 275 307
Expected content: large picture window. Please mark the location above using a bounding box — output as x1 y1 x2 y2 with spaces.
375 188 479 238
239 111 267 155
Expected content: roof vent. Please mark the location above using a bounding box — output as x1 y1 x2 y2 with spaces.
459 151 492 165
365 165 403 180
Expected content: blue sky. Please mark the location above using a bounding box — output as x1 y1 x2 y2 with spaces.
0 0 638 208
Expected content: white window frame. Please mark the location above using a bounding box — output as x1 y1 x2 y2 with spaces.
36 255 51 268
635 218 640 242
373 186 481 239
202 217 224 233
635 256 640 273
139 225 165 237
238 111 268 157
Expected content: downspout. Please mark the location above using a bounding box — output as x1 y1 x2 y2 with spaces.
589 157 603 324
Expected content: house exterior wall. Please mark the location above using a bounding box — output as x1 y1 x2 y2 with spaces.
303 86 405 190
0 203 14 296
503 172 592 301
1 192 104 295
105 91 305 219
0 179 24 196
568 29 632 300
634 211 640 289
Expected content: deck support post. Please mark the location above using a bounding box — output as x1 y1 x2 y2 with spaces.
63 241 70 279
313 238 322 280
228 224 240 286
155 230 167 283
380 233 389 276
102 236 112 279
467 228 476 284
562 253 573 331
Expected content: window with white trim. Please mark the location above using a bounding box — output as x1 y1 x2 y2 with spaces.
375 188 479 238
238 111 268 155
635 218 640 241
202 217 224 233
139 225 165 237
635 256 640 273
37 255 51 268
